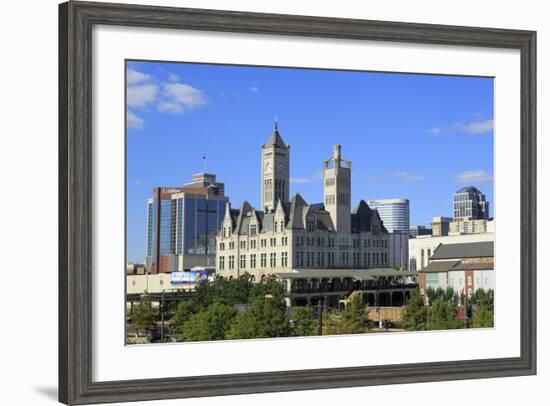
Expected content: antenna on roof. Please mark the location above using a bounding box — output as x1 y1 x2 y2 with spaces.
202 153 206 173
274 115 278 130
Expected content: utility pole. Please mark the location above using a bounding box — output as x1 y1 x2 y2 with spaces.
317 299 324 336
160 290 165 342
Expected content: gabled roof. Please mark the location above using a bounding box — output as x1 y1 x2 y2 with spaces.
430 241 494 260
263 124 287 149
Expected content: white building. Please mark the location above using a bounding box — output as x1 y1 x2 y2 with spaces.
418 241 494 301
216 126 391 282
408 231 494 271
449 218 494 235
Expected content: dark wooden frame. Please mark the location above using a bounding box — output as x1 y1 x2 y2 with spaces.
59 1 537 404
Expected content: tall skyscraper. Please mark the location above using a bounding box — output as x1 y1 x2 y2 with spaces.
324 145 352 233
453 186 489 221
145 173 228 273
367 198 410 270
367 198 410 234
261 122 290 212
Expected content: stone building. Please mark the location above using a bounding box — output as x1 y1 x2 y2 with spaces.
216 125 391 282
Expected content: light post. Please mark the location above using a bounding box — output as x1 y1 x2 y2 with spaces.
160 290 165 342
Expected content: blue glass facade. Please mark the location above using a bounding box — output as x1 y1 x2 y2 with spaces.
146 191 226 270
146 201 154 257
184 197 225 255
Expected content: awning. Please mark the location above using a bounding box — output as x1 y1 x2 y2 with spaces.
419 260 459 273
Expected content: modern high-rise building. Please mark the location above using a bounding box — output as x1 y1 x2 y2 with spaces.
367 198 410 234
367 199 410 270
409 225 432 238
453 186 489 221
145 173 228 273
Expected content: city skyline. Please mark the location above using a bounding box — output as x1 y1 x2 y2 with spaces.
126 61 494 263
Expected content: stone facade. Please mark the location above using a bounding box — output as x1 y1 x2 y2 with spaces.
216 126 390 281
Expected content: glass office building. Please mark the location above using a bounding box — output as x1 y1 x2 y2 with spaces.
145 173 228 273
453 186 489 221
367 198 410 234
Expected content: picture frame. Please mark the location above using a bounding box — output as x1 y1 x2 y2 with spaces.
58 1 537 404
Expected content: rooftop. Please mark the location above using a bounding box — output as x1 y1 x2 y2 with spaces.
430 241 494 260
275 268 418 280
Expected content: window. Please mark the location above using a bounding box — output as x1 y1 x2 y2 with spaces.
229 255 235 270
260 253 267 268
219 242 225 251
282 252 288 267
250 254 256 268
229 241 235 250
250 239 256 249
240 255 246 268
219 256 225 270
240 241 246 250
270 252 276 267
249 225 257 236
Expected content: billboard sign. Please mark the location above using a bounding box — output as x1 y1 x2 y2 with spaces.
170 270 209 284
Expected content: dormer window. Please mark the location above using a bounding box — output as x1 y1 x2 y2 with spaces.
306 219 315 232
249 224 257 236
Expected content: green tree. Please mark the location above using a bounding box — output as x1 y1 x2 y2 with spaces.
470 289 494 328
181 302 237 341
444 286 455 303
401 289 428 331
170 300 197 338
225 310 258 339
290 306 318 337
227 278 290 339
338 297 369 334
129 294 155 336
192 273 254 310
472 304 494 328
427 300 460 330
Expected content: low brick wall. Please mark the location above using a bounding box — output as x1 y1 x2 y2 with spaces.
367 306 404 323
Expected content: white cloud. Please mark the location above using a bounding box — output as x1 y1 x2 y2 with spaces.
127 84 158 108
249 86 260 93
163 83 206 109
157 101 183 114
290 170 323 185
428 127 443 135
127 110 144 130
463 119 494 134
127 68 150 85
428 118 494 135
386 171 424 182
290 177 312 185
168 73 180 82
456 170 493 183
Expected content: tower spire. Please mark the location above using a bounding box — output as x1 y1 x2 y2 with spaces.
274 115 278 130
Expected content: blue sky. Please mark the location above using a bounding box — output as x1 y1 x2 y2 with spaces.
126 61 494 263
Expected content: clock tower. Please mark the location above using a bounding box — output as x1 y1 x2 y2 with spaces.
261 121 290 212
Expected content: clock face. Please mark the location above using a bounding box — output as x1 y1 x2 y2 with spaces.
264 161 272 172
276 162 285 173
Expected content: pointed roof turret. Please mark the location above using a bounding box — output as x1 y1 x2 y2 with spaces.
263 119 288 149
